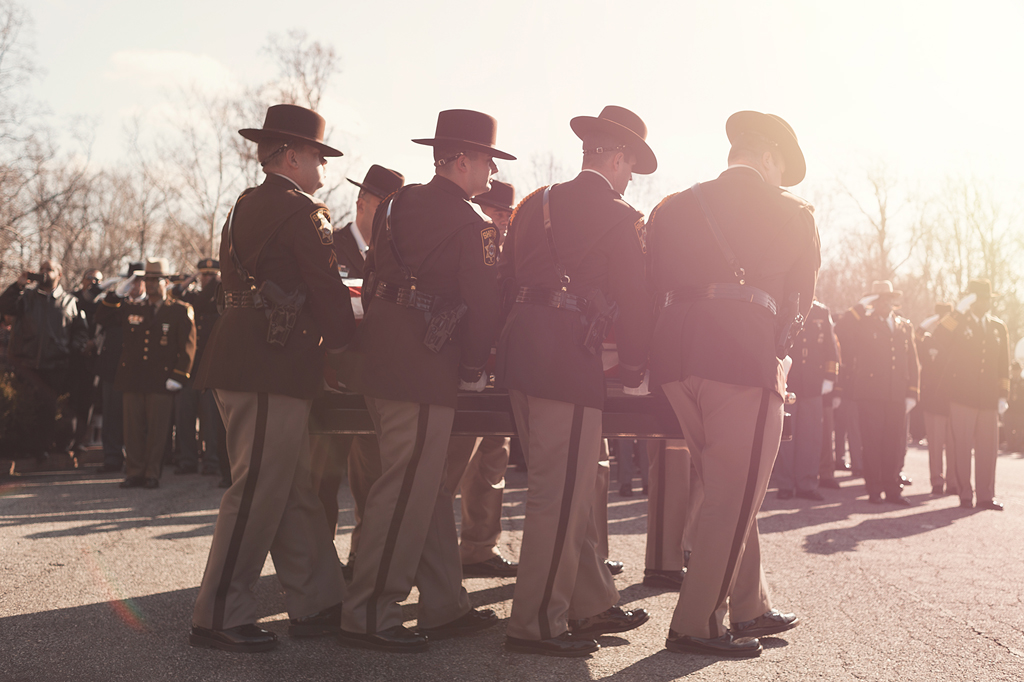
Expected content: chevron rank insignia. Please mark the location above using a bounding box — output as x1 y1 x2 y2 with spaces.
311 207 333 245
481 226 498 266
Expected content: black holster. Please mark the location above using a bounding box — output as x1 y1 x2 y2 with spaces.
257 280 306 347
580 289 618 356
423 302 468 353
775 292 803 359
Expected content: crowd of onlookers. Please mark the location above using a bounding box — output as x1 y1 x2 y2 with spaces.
0 258 226 487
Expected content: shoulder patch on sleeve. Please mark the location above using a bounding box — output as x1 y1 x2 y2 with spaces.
310 207 333 245
634 216 647 254
480 226 498 266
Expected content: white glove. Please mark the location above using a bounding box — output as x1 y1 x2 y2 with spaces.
832 397 842 410
821 379 834 395
623 370 651 397
956 292 977 314
858 294 880 308
905 397 917 414
165 378 183 392
115 275 138 297
998 398 1009 416
919 314 941 333
781 355 793 379
459 373 488 392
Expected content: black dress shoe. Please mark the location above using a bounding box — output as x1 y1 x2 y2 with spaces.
504 632 599 657
189 623 277 652
143 477 159 489
868 494 883 504
835 460 851 471
462 555 518 578
418 608 499 638
569 605 649 637
777 489 794 500
119 476 144 489
731 608 800 638
959 498 973 509
175 464 198 475
289 602 342 637
338 625 428 653
665 630 761 658
795 489 825 501
819 478 840 489
643 568 684 590
605 560 624 575
885 495 911 507
899 473 913 486
978 499 1004 511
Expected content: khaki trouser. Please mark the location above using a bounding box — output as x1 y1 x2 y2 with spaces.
506 390 619 641
948 402 999 505
193 390 344 631
596 440 611 562
923 410 957 493
645 439 692 572
446 435 511 565
662 377 783 639
341 397 469 633
122 391 174 481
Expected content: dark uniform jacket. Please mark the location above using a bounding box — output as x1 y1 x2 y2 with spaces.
0 283 88 371
195 173 357 400
787 301 839 398
172 284 219 370
96 295 196 394
834 305 919 403
495 170 653 409
339 175 501 408
647 166 820 397
931 310 1010 410
333 222 367 279
918 331 951 415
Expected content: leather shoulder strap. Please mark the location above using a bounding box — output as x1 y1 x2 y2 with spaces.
690 182 745 284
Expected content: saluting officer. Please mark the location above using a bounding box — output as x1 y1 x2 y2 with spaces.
932 279 1010 510
775 299 839 500
95 258 196 489
834 280 920 506
189 104 356 653
336 109 509 652
496 105 655 657
647 111 817 657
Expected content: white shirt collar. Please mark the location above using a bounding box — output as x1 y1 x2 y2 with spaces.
727 163 766 183
270 172 304 191
581 168 616 192
349 222 368 254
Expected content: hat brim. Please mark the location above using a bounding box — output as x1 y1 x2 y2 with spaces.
472 196 514 212
864 290 902 300
411 137 516 161
569 116 657 175
346 178 390 199
239 128 344 158
726 111 805 186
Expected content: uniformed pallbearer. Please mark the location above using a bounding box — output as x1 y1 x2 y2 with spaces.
189 104 356 653
496 105 655 657
96 258 196 489
336 109 509 652
647 111 818 657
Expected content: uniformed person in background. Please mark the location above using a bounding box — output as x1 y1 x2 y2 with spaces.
336 109 508 652
918 302 957 496
496 105 655 657
171 258 224 478
647 111 817 657
446 179 518 579
834 280 919 506
932 279 1010 510
96 258 196 490
308 163 404 576
189 104 356 653
775 299 839 500
642 439 692 590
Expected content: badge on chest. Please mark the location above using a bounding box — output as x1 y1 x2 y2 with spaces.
128 314 144 326
161 322 170 345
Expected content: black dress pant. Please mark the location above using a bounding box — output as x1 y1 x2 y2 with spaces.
856 398 906 499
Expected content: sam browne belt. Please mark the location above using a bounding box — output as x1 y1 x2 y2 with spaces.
223 291 257 308
660 283 777 315
374 280 447 313
515 286 589 314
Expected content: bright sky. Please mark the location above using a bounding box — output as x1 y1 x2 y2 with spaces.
29 0 1024 219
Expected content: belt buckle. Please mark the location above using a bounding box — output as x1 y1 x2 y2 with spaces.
556 289 568 309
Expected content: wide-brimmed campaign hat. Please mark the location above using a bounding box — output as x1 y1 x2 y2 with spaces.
570 105 657 175
239 104 343 158
472 180 515 212
935 302 953 316
866 280 902 299
726 111 806 186
197 258 220 273
966 278 999 299
412 109 516 161
347 165 405 199
124 261 145 278
144 258 171 279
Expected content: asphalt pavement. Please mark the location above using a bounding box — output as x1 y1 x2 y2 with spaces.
2 444 1022 682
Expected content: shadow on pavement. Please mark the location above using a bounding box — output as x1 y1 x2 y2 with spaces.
801 504 978 554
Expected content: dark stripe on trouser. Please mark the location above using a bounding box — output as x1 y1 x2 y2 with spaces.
536 404 585 640
708 388 770 637
212 392 269 630
652 441 666 569
366 404 430 633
